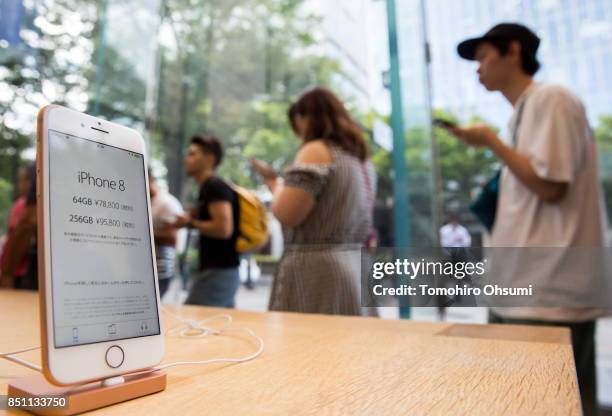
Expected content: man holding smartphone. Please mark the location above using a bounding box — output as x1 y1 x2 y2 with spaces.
448 23 607 414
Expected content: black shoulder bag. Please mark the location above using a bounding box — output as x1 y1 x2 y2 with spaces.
469 96 528 231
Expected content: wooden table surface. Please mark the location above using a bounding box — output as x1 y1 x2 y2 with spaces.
0 290 580 415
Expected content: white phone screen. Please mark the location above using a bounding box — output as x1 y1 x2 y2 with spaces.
48 129 160 348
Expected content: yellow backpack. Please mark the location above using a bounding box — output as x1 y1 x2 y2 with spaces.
230 184 269 253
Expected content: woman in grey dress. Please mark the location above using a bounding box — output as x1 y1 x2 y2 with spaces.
252 87 376 315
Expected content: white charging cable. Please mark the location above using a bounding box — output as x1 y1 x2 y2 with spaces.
162 307 233 338
0 307 264 376
155 306 265 370
0 346 42 372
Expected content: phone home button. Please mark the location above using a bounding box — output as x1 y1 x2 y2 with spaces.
105 345 124 368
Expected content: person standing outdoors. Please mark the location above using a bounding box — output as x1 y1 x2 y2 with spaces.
173 135 241 308
439 214 472 249
0 164 36 289
252 87 376 316
438 213 472 317
449 23 607 415
149 169 183 299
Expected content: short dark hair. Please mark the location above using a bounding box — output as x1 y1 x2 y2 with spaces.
488 38 540 76
190 134 224 168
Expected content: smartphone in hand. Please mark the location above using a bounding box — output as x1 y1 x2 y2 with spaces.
251 158 277 180
433 118 458 129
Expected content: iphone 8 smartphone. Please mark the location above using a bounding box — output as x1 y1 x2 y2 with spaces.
37 105 164 385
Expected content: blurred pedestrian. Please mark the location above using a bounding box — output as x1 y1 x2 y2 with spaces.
449 23 607 415
172 135 241 308
439 213 471 249
149 169 183 299
438 213 473 317
0 164 38 290
252 87 376 315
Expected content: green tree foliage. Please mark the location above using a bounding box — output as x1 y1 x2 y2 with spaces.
153 0 343 195
0 0 98 231
595 115 612 154
0 0 151 225
0 0 97 127
0 0 355 230
595 115 612 222
0 178 14 233
0 122 30 197
85 46 147 122
361 112 393 202
365 109 498 220
433 110 498 214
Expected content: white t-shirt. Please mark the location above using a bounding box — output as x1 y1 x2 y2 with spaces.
440 223 472 248
151 190 184 232
489 83 609 321
151 190 184 280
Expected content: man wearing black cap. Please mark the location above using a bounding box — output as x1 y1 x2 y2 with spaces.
448 23 607 415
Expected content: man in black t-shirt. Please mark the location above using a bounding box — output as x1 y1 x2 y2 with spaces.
172 135 240 307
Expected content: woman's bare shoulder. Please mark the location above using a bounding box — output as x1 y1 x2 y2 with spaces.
294 140 333 164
